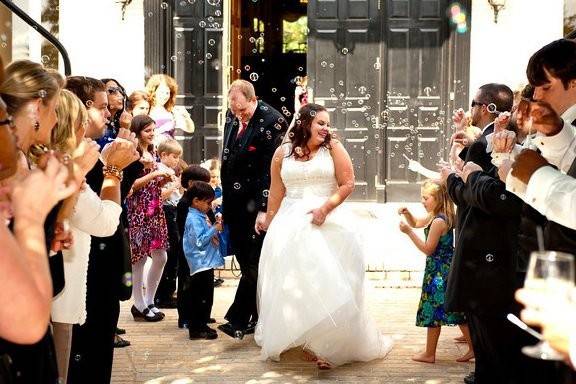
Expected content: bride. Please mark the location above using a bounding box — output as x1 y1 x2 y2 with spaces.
254 103 393 368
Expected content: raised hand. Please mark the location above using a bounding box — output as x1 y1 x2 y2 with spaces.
11 156 77 224
452 108 469 131
101 130 140 170
398 220 411 234
73 138 100 177
516 99 563 137
494 111 511 133
492 130 516 154
119 111 133 129
459 161 483 183
439 165 455 184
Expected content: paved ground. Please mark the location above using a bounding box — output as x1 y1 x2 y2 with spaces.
112 282 472 384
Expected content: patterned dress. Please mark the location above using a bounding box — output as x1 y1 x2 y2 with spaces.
416 214 466 327
126 163 169 264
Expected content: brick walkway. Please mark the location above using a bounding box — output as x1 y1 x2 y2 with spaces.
112 283 472 383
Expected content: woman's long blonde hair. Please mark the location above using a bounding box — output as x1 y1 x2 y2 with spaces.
0 60 64 116
422 179 455 229
52 89 87 154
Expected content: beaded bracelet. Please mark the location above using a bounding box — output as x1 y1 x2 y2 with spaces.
103 164 123 181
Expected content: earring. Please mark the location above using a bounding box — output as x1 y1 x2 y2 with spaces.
34 121 40 131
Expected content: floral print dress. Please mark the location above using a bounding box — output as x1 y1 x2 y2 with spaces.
416 214 466 327
126 163 169 264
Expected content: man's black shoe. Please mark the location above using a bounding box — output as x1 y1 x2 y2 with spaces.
114 335 131 348
189 329 218 340
217 323 244 340
214 278 225 287
463 371 475 384
245 320 257 335
115 327 126 335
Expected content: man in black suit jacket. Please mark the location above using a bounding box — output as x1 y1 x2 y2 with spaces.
218 80 287 339
444 163 524 384
458 83 514 174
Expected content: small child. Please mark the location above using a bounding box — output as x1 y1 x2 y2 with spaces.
176 165 212 329
398 180 474 363
155 139 183 308
182 181 224 340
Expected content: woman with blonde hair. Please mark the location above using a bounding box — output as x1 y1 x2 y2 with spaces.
0 59 74 383
50 89 136 382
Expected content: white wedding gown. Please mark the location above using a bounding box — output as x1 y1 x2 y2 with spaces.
255 144 393 366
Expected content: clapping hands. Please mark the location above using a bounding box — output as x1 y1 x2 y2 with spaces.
101 128 140 169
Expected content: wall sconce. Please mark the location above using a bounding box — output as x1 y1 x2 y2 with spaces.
487 0 506 23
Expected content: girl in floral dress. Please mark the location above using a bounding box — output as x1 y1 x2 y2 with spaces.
127 115 171 321
398 180 474 363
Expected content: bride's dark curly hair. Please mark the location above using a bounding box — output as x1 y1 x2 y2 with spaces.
288 103 333 160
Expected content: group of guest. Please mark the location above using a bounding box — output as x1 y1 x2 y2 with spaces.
402 38 576 384
0 54 227 384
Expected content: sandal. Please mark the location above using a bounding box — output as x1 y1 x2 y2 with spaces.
114 335 131 348
316 359 332 370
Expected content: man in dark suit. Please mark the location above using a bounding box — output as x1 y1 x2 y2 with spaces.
443 162 524 384
458 83 514 173
218 80 287 339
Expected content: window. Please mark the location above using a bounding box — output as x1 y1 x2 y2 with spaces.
282 16 307 54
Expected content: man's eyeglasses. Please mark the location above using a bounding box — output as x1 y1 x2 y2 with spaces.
107 86 123 96
470 100 484 108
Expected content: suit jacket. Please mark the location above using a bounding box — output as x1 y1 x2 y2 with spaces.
446 170 522 315
220 100 287 226
85 160 142 302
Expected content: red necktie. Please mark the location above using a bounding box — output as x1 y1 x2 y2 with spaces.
237 120 247 138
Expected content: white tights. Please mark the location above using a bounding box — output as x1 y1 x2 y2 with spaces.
132 249 168 312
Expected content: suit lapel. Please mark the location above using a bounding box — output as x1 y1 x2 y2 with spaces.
223 113 238 151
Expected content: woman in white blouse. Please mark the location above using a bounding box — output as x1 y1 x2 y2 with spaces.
50 90 138 382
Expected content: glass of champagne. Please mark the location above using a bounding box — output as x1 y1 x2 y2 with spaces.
522 251 575 360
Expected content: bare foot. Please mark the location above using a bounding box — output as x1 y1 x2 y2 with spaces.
456 349 475 362
302 349 317 362
454 335 467 343
316 358 332 370
411 351 435 363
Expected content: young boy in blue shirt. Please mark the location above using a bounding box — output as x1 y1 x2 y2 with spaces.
183 181 224 340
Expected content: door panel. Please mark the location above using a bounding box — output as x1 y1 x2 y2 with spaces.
308 0 381 200
172 0 224 164
381 0 468 202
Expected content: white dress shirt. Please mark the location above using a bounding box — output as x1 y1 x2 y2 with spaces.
505 105 576 229
51 185 122 325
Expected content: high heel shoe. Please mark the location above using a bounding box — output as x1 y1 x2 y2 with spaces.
131 305 145 321
131 305 163 322
147 304 165 319
141 307 163 322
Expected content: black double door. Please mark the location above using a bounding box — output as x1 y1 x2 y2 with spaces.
152 0 470 201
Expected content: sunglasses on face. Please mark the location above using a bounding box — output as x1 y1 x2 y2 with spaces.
470 100 484 108
107 86 123 96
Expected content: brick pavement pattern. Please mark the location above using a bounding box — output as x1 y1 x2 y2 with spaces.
112 283 472 383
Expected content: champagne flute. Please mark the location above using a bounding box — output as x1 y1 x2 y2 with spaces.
522 251 575 361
